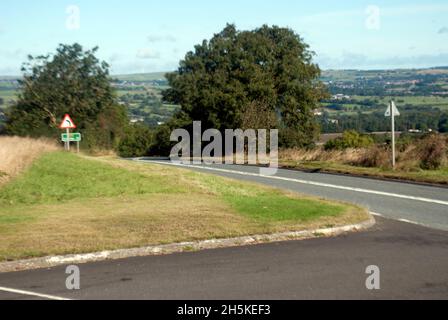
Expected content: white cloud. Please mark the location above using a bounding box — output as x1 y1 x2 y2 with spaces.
147 34 177 43
108 53 124 63
136 48 160 59
438 27 448 34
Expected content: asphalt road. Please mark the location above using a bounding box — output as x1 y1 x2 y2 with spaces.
0 217 447 300
0 161 447 300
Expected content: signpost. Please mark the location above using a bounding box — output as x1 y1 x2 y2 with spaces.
59 114 77 152
61 133 82 153
385 101 400 169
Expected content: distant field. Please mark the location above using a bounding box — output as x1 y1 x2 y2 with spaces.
322 95 448 113
117 87 162 97
352 95 448 110
0 89 18 108
113 72 168 82
321 68 424 82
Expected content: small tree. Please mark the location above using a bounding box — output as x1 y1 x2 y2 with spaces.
6 43 128 150
324 130 374 150
418 133 447 170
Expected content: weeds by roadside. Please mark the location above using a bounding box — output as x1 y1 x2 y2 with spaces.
0 136 59 184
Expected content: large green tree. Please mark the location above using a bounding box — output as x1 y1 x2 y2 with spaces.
161 24 326 149
6 43 128 149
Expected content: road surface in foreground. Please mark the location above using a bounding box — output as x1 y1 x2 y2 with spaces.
0 217 447 299
0 161 447 299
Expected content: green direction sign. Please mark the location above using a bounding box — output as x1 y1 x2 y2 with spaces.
61 133 82 142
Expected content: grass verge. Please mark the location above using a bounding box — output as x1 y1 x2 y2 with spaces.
0 152 368 261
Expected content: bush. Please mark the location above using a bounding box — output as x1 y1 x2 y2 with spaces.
324 130 374 150
358 145 390 168
418 134 447 170
148 112 192 156
117 124 153 158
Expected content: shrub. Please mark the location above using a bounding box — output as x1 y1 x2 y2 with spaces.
324 130 374 150
117 124 153 158
418 134 447 170
358 145 390 168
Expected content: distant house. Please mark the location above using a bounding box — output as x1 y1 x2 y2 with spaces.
332 94 351 100
313 109 323 116
130 117 144 124
327 119 339 125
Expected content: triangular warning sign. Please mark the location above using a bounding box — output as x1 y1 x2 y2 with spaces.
59 114 76 129
385 101 400 117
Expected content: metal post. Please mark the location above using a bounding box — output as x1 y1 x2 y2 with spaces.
66 128 70 151
77 140 80 153
391 101 396 169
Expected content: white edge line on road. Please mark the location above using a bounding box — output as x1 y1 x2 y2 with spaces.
370 212 428 227
0 286 71 300
141 160 448 207
370 212 384 217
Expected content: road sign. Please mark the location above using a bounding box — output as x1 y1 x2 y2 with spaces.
59 114 77 129
384 101 400 117
386 101 400 169
61 133 82 142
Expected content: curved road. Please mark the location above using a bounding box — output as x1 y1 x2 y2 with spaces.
0 159 447 300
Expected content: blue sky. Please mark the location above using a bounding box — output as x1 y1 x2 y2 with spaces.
0 0 447 75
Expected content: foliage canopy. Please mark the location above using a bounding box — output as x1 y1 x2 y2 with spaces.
156 24 326 154
5 43 128 150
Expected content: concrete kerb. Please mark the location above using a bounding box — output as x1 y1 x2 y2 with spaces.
0 215 376 273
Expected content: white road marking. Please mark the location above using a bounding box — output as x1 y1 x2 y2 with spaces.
370 212 384 217
0 286 71 300
141 160 448 207
370 212 428 227
397 218 424 226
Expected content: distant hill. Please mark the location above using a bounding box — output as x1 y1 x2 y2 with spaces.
3 66 448 83
112 72 168 82
0 76 20 81
321 67 448 82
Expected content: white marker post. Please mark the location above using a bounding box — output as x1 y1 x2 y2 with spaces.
385 101 400 169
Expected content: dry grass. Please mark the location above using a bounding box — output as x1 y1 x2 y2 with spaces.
278 143 448 184
0 153 368 261
0 193 367 261
280 147 365 164
0 136 59 184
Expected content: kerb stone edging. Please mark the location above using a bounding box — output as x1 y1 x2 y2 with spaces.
0 215 376 273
